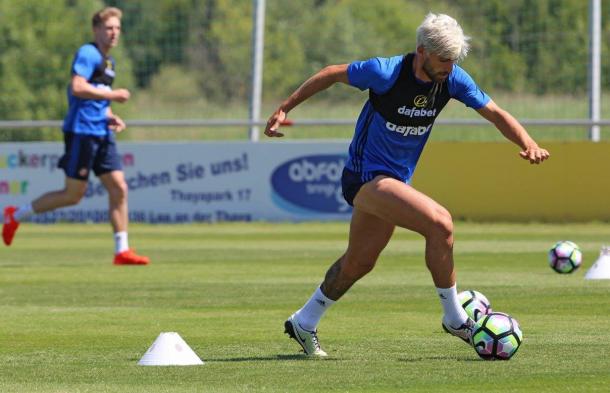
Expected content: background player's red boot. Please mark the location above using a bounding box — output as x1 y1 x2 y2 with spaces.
113 249 150 265
3 206 20 246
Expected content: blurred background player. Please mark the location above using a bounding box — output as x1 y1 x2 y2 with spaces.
2 7 149 265
265 13 549 356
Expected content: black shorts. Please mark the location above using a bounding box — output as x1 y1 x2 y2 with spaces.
341 168 401 207
58 132 122 181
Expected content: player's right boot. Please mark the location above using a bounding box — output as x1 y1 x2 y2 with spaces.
284 314 327 357
3 206 20 246
442 317 475 346
113 249 150 265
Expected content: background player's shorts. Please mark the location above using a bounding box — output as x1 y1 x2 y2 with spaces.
341 167 403 206
58 132 123 181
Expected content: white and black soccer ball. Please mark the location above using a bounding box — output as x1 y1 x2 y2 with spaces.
548 241 583 274
472 312 523 360
457 290 492 322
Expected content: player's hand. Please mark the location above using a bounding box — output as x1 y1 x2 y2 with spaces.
519 145 550 164
264 108 287 137
108 115 126 133
111 89 131 103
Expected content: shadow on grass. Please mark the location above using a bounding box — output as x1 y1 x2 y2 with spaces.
398 355 478 362
206 354 341 362
210 354 481 363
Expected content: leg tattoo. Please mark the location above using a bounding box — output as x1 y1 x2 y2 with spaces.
320 255 359 301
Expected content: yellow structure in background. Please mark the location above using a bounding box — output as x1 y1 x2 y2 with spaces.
413 142 610 222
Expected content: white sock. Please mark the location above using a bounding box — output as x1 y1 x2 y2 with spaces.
294 286 335 331
437 284 469 327
14 203 33 222
114 231 129 254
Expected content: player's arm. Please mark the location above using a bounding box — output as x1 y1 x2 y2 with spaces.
476 100 550 164
71 75 130 103
106 107 126 133
265 64 350 137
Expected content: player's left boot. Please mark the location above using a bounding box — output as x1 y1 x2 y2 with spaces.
442 317 475 346
284 314 327 357
113 249 150 265
2 206 20 246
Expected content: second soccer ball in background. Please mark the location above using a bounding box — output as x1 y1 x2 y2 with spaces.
548 241 583 274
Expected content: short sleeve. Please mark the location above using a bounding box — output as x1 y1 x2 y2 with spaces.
347 56 404 95
71 45 101 80
447 65 490 109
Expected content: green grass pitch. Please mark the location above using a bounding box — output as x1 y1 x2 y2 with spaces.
1 222 609 392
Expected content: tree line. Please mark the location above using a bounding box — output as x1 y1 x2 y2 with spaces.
1 0 608 141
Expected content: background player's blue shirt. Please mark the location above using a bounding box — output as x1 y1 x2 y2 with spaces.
347 55 490 182
62 44 113 136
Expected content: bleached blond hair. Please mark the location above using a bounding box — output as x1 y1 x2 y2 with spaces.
416 13 470 62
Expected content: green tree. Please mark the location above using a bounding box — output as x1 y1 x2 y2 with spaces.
450 0 588 93
105 0 191 87
0 0 134 141
264 0 428 101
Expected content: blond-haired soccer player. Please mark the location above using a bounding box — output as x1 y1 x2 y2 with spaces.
3 7 149 265
265 13 549 356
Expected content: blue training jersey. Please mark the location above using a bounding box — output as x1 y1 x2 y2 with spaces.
63 43 116 136
346 54 490 183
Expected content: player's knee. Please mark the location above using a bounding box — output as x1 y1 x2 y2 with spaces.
429 208 454 241
117 180 128 198
109 180 128 200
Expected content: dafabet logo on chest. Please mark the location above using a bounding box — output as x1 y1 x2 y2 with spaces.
414 95 428 108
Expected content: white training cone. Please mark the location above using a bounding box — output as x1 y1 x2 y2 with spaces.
138 332 204 366
584 246 610 280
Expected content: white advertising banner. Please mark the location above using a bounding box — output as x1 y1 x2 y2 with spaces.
0 141 352 223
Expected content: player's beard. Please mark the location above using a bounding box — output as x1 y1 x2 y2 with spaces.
423 59 449 83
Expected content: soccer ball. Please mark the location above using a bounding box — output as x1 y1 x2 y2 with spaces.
472 312 523 360
457 290 492 322
548 241 583 274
